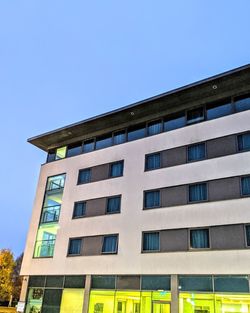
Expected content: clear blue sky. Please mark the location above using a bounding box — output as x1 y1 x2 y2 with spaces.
0 1 249 257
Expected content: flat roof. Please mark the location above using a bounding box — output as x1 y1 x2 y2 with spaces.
28 64 250 151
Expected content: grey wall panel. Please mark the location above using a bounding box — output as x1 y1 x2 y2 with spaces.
161 146 186 168
210 224 245 250
116 275 140 290
161 185 187 207
160 229 188 252
208 177 240 201
86 198 107 217
82 236 103 256
91 164 110 182
207 135 237 159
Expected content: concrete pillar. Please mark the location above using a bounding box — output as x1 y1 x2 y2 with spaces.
171 275 179 313
82 275 91 313
19 276 29 302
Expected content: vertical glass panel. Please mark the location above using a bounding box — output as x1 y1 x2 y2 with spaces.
148 120 162 136
60 289 84 313
238 133 250 151
42 289 62 313
145 153 161 170
187 143 206 162
215 294 250 313
179 293 215 313
106 196 121 214
114 291 141 313
141 276 171 291
235 95 250 112
78 169 91 184
110 161 124 177
187 107 204 125
164 113 186 131
241 177 250 196
25 288 44 313
206 102 232 120
190 229 210 249
91 276 116 289
127 125 146 141
47 174 66 191
102 235 118 254
214 276 249 292
179 276 213 292
189 183 207 202
28 276 46 288
144 190 160 208
83 139 95 153
55 146 67 160
143 232 160 251
68 239 82 255
114 130 126 145
96 134 113 150
45 276 64 288
245 225 250 246
88 290 115 313
34 224 58 258
141 291 152 313
73 202 86 218
47 150 56 163
152 302 170 313
67 142 82 157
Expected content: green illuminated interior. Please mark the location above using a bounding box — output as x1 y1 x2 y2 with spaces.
60 288 84 313
25 288 43 313
180 293 250 313
88 290 171 313
33 224 59 258
56 147 67 160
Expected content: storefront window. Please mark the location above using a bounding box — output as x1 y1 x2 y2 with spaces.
25 288 43 313
88 290 115 313
179 293 215 313
60 289 84 313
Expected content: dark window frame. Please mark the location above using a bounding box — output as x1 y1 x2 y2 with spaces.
67 238 82 256
101 234 119 255
143 189 161 209
72 201 87 219
189 227 211 250
142 231 160 253
145 152 162 171
109 160 124 178
240 175 250 197
237 132 250 152
188 182 208 203
106 195 122 214
77 168 92 185
244 224 250 248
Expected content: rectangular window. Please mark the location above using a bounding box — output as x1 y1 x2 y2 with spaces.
73 202 86 218
245 225 250 246
83 139 95 153
143 232 160 251
47 150 56 163
187 143 206 162
187 107 204 124
47 174 66 191
127 124 146 141
241 176 250 196
145 153 161 171
141 275 170 290
110 161 124 178
189 183 207 202
106 196 121 214
113 130 126 145
55 146 67 160
148 120 162 136
78 168 91 184
68 239 82 255
214 275 249 292
238 133 250 151
206 102 232 120
67 142 82 157
96 134 113 150
102 235 118 254
164 112 186 131
91 275 116 289
190 229 210 249
144 190 160 208
235 95 250 112
179 275 213 292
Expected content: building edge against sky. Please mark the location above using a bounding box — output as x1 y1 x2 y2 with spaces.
19 64 250 313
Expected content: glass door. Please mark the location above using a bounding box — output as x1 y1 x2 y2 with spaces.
153 301 171 313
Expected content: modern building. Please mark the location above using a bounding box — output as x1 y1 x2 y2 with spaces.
20 64 250 313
